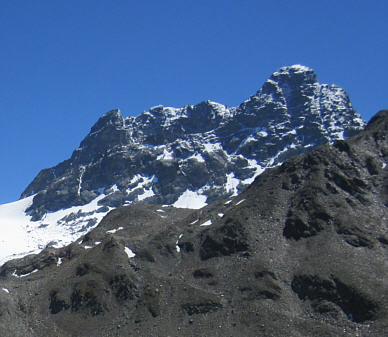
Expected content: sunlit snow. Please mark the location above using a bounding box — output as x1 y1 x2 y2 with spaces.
200 220 212 227
225 173 240 196
12 269 38 278
0 193 111 266
203 142 222 153
175 234 183 253
126 175 157 201
173 189 207 209
235 199 246 206
124 247 136 258
187 153 205 163
157 148 174 160
137 187 155 201
106 227 123 234
241 159 265 185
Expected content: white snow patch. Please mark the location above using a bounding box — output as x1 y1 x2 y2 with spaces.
240 135 257 147
266 145 292 167
382 162 386 169
242 159 265 185
77 166 86 196
13 269 38 278
203 142 222 153
331 130 344 140
137 187 155 201
109 184 119 193
56 258 62 267
157 209 165 213
124 247 136 259
187 153 205 163
200 220 212 227
173 189 207 209
190 219 199 225
282 64 312 74
285 129 297 136
218 213 224 218
130 175 142 185
106 227 124 234
0 193 111 266
224 200 232 205
127 175 157 201
157 148 174 160
225 173 240 196
0 196 36 265
235 199 246 206
2 288 9 294
95 241 101 245
176 234 183 253
84 245 93 249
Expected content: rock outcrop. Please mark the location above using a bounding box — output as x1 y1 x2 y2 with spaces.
22 65 364 222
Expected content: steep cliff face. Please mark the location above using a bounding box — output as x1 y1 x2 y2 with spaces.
22 65 364 223
0 110 385 337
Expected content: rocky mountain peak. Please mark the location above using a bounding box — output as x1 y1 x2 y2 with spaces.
90 108 124 133
271 64 317 84
20 65 365 228
76 109 128 162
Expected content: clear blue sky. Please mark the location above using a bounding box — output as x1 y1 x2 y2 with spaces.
0 0 387 204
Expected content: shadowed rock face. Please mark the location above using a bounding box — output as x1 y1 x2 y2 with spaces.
21 65 364 221
0 110 386 337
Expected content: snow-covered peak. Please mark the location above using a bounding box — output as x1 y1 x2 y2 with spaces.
271 64 317 85
281 64 313 73
12 65 365 266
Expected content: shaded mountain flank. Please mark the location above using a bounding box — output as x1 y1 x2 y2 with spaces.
0 110 386 337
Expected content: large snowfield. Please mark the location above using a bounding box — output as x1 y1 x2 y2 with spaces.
0 194 110 266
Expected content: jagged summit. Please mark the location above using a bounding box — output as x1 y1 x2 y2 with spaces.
271 64 317 84
0 65 363 264
90 108 124 132
21 65 364 224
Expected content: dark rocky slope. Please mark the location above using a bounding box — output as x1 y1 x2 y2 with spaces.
0 110 386 337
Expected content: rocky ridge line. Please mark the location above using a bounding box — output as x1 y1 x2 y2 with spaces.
22 65 364 226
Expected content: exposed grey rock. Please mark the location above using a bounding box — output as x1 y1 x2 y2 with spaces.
21 65 364 221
